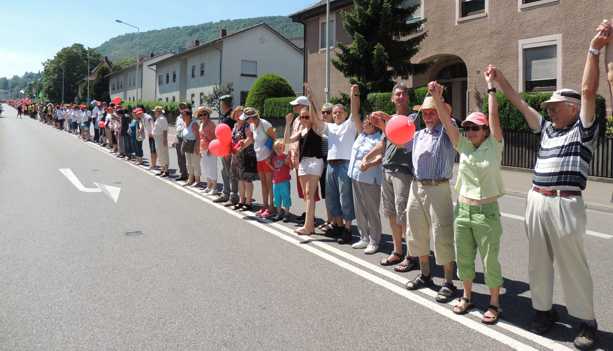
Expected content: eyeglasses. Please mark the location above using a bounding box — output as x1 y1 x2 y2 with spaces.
464 125 485 132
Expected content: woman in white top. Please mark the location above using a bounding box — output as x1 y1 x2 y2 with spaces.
152 106 169 177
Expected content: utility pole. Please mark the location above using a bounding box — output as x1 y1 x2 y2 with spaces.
325 0 331 103
115 20 141 101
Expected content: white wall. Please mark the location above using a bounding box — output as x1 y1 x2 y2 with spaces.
185 48 222 107
155 59 182 102
222 25 303 105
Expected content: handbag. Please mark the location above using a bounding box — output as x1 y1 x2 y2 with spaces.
182 139 196 154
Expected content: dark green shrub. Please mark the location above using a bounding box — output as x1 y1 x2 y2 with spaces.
245 74 295 113
263 97 295 119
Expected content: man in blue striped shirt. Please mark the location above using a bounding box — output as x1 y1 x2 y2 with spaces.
405 85 458 304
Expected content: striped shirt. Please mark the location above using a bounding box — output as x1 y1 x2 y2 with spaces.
411 122 456 180
532 115 598 191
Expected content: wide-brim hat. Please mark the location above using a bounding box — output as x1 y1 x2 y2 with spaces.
541 89 581 108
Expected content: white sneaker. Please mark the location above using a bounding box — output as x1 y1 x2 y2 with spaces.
203 187 211 194
364 244 379 255
351 240 369 249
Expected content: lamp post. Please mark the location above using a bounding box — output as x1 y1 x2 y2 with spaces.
115 19 140 101
60 65 65 104
86 47 90 104
325 0 331 103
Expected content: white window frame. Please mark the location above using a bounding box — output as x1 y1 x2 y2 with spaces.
191 65 196 79
241 60 258 78
456 0 488 24
404 0 424 23
518 0 559 11
319 13 337 51
518 34 562 92
200 63 205 77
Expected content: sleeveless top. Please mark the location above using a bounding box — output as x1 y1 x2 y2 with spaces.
299 128 324 160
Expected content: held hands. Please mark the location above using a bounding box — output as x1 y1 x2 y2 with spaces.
304 82 313 99
591 19 612 50
351 84 360 96
427 81 444 100
359 160 370 172
370 111 389 130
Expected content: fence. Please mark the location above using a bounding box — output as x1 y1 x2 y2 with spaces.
502 131 613 179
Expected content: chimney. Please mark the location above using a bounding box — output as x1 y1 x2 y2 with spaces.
220 28 227 38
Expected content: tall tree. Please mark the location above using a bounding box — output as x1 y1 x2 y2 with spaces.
332 0 427 96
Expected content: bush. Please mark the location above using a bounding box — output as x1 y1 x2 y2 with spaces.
263 97 295 119
122 100 188 125
606 116 613 137
366 86 428 114
483 92 607 132
245 74 295 113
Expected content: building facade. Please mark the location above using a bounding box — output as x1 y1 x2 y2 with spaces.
150 23 304 107
108 53 172 103
291 0 613 119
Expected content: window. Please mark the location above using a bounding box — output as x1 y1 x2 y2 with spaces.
518 34 561 92
240 91 249 105
165 73 169 84
403 0 424 22
165 97 169 102
519 0 558 10
241 60 258 77
158 98 163 102
199 92 204 105
191 65 196 79
172 96 176 102
172 71 176 83
111 82 115 91
190 93 195 106
159 74 163 85
319 17 336 49
457 0 487 22
200 63 205 76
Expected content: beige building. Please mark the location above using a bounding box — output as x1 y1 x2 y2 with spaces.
108 53 173 103
291 0 613 119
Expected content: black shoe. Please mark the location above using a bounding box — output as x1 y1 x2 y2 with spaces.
574 321 597 350
530 309 559 335
337 228 353 245
213 195 229 203
298 212 306 220
405 274 434 290
282 213 292 223
177 176 188 181
435 282 458 303
271 212 284 222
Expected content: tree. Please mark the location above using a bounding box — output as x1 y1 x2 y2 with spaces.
245 74 295 113
41 44 102 103
332 0 427 97
203 83 234 113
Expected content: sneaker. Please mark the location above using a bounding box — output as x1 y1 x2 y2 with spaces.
530 309 559 335
351 240 369 249
435 282 458 303
271 211 284 222
213 195 229 203
231 203 244 210
282 213 292 223
574 321 597 350
364 244 379 255
405 274 434 290
203 187 212 194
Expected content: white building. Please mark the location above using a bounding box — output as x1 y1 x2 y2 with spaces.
150 23 304 106
108 53 173 102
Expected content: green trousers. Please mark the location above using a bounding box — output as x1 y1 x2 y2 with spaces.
454 202 503 288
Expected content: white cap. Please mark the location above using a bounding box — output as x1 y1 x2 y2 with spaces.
290 96 309 106
239 113 248 121
541 89 581 108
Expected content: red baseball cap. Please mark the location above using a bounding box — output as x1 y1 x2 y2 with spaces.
462 112 488 127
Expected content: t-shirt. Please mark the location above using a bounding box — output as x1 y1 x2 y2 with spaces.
220 109 235 130
532 114 598 191
455 135 504 200
272 153 291 184
325 117 357 161
152 115 168 136
251 118 273 161
143 113 154 136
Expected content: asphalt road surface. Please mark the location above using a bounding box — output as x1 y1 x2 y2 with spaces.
1 105 612 351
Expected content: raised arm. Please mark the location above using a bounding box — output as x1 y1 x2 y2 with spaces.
582 20 611 127
428 81 460 147
350 84 362 133
491 67 541 131
484 65 503 142
284 113 300 144
304 83 324 132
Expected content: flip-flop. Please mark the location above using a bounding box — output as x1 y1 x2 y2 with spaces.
481 305 502 324
379 252 403 266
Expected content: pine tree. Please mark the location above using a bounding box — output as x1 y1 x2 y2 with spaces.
332 0 427 96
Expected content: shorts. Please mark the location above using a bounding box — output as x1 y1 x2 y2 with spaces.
273 181 292 208
257 160 273 173
298 157 324 177
381 170 412 225
149 138 156 153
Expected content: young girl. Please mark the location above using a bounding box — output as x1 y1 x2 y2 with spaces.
269 139 292 221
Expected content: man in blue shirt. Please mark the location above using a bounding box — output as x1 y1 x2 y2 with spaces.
405 83 457 303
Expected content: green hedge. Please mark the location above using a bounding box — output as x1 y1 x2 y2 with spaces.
483 92 607 132
122 100 190 125
366 86 428 114
245 74 295 113
263 96 295 119
607 115 613 136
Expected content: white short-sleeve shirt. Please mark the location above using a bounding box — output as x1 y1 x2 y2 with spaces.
325 117 357 161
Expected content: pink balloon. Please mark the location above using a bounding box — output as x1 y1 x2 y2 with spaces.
385 115 416 145
215 124 232 144
209 139 231 157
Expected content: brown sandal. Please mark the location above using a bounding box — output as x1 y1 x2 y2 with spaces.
452 297 474 315
379 252 403 266
481 305 502 324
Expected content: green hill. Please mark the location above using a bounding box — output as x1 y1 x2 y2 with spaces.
96 16 303 62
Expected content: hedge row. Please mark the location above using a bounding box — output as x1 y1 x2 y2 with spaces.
366 87 428 115
263 97 295 119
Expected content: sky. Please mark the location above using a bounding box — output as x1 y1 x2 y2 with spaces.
0 0 316 79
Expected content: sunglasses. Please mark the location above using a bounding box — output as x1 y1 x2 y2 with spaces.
464 125 486 132
300 116 310 120
322 111 331 114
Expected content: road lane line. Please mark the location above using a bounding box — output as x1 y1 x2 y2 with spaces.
59 168 101 193
81 141 574 351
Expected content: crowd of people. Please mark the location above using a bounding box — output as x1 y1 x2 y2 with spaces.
17 20 610 350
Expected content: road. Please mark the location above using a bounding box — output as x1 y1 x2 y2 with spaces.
1 105 611 350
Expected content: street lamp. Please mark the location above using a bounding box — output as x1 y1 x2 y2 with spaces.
115 19 140 102
325 0 331 103
60 65 65 104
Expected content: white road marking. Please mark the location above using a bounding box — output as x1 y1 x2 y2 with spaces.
59 168 121 203
82 141 575 351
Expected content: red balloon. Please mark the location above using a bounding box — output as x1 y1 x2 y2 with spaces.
215 124 232 144
209 139 231 157
111 97 122 105
385 115 416 145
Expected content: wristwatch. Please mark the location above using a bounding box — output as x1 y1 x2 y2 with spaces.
487 87 497 94
589 47 600 56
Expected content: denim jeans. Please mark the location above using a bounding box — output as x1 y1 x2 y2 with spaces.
325 161 355 220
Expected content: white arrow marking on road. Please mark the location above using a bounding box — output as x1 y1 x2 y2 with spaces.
59 168 121 203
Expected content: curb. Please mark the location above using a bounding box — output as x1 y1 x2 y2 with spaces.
504 189 613 214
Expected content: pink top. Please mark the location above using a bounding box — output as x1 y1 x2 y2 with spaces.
272 153 291 184
199 119 216 153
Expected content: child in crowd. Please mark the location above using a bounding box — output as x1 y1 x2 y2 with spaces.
269 139 292 222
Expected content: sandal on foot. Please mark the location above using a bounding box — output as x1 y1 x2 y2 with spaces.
393 257 418 272
295 228 314 236
452 297 474 315
482 305 502 325
380 252 403 266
